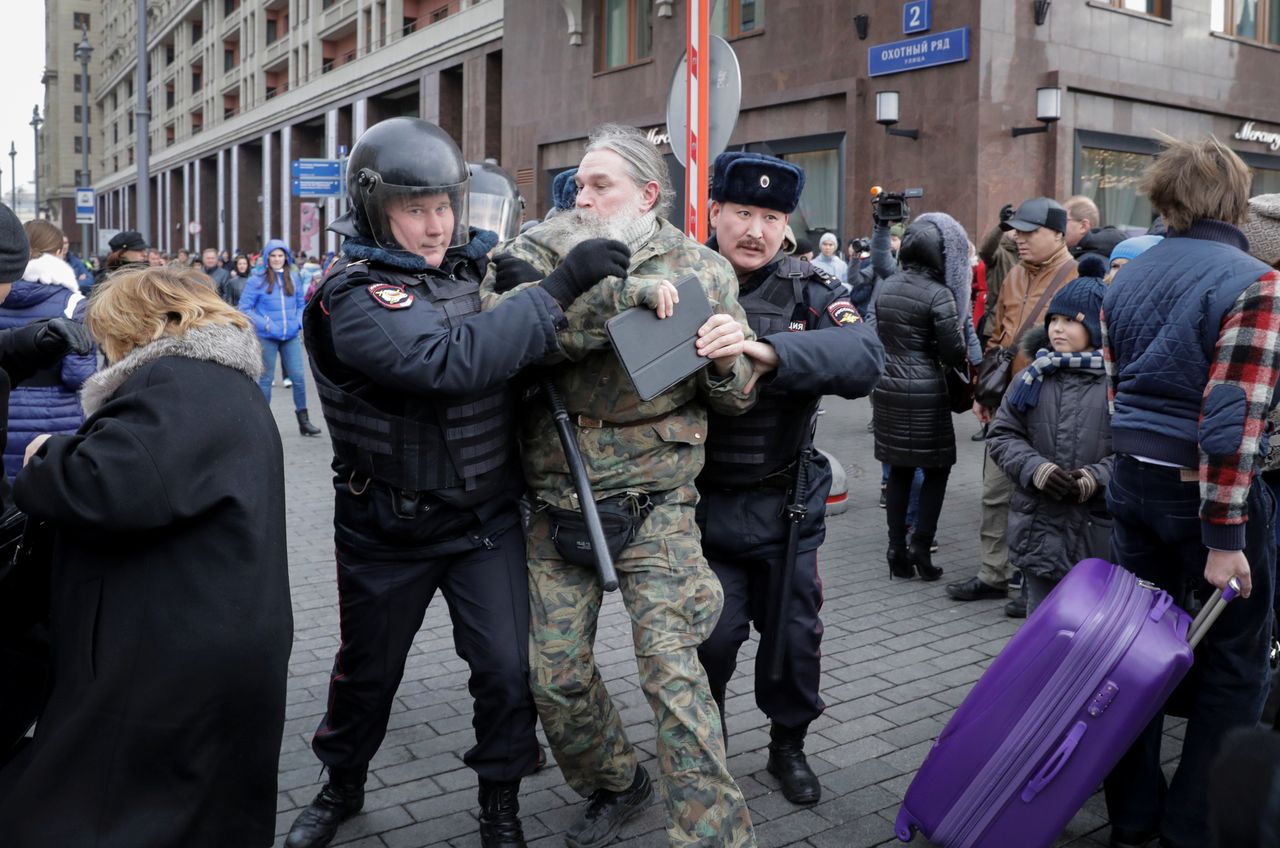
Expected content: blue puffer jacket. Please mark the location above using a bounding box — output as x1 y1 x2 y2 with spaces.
0 254 96 479
238 239 306 341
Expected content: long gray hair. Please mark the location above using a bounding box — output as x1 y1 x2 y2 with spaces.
584 123 675 219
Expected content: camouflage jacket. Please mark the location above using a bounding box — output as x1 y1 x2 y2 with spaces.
480 217 757 505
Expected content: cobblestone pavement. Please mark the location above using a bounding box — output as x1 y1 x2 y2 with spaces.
268 383 1178 848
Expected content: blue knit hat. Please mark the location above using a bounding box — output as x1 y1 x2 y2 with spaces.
1045 256 1107 348
710 152 805 214
552 168 579 211
1109 235 1163 264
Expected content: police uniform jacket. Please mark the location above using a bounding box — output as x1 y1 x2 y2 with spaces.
697 249 885 557
305 232 567 552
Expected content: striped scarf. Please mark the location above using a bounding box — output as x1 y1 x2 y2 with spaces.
1008 348 1106 411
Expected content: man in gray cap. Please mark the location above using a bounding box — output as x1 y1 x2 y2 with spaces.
948 197 1077 616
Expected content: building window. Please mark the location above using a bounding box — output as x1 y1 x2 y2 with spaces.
192 20 203 41
74 136 82 154
73 12 90 30
73 105 90 124
597 0 652 71
74 170 86 185
1077 147 1157 231
165 44 175 66
113 122 118 143
712 0 764 38
1112 0 1171 17
224 0 240 16
782 149 839 236
266 18 278 43
192 70 202 93
74 74 83 92
1213 0 1280 43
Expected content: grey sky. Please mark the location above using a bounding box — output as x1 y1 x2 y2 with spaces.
0 3 50 197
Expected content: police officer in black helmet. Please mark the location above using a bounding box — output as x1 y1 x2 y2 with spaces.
287 118 629 848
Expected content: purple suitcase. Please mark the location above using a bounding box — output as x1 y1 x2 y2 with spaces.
894 558 1236 848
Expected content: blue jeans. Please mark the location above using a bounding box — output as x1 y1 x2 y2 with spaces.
258 335 308 410
1102 455 1276 847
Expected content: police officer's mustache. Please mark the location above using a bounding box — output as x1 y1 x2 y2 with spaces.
736 237 767 252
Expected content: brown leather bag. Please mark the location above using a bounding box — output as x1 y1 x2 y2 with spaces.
974 261 1075 409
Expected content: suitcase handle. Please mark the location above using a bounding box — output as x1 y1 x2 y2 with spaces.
1186 577 1243 650
1020 721 1087 803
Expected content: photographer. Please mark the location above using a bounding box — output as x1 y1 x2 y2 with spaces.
848 189 906 328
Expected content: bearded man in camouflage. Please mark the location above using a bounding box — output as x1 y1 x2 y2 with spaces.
480 124 760 848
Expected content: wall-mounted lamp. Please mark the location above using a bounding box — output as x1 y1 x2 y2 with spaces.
876 91 919 141
1011 86 1062 137
855 14 870 40
1034 0 1052 26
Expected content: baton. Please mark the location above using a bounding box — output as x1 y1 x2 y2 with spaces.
542 381 619 592
767 408 822 683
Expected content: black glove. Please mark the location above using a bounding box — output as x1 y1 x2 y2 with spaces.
539 238 631 308
36 318 94 356
999 203 1016 224
492 254 544 294
1033 463 1075 501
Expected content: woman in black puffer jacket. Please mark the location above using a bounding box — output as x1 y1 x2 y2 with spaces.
872 213 970 581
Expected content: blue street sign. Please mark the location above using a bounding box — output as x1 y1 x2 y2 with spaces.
75 187 95 224
291 158 344 197
868 27 970 77
903 0 931 34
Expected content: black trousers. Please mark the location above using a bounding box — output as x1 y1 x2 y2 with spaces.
885 464 952 546
695 475 829 731
312 509 539 783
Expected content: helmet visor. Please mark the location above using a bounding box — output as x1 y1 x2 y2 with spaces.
356 177 470 257
470 190 521 243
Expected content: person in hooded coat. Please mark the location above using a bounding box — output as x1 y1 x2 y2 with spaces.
0 265 292 848
238 237 321 435
0 221 96 479
872 213 970 581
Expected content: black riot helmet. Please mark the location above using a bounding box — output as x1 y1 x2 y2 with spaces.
468 160 525 243
345 117 470 252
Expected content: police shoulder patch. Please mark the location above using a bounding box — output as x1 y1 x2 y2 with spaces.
827 299 862 326
368 283 414 309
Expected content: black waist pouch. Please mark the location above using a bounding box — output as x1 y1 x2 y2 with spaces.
547 493 657 567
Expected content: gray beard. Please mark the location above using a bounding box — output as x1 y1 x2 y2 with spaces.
534 207 639 253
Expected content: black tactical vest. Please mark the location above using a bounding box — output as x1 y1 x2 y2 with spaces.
304 257 513 495
701 256 823 487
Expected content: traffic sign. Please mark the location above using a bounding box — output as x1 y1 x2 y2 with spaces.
75 187 95 224
291 158 344 198
665 35 742 169
188 221 202 235
868 27 970 77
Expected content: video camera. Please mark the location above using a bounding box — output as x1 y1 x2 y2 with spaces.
870 186 924 223
849 237 871 256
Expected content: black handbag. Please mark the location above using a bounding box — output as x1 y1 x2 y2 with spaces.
974 262 1076 409
944 362 975 414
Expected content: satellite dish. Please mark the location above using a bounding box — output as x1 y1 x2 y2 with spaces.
665 35 743 168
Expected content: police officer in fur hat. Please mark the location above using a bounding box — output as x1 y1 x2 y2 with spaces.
288 118 625 848
697 152 885 804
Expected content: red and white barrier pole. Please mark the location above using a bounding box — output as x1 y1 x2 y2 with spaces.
685 0 710 242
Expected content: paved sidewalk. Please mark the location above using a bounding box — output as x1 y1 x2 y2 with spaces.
267 385 1154 848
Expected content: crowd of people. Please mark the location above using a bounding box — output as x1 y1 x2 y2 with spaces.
0 117 1277 848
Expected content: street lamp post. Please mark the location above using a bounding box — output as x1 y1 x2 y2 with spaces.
7 143 15 210
29 106 42 219
75 25 93 257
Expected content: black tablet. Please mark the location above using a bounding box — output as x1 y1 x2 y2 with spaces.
605 274 714 402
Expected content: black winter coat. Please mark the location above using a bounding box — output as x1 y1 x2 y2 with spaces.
0 324 292 848
872 245 968 467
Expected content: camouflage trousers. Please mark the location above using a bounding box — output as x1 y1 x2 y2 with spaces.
527 490 757 848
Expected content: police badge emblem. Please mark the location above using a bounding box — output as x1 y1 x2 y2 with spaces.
368 283 414 309
826 300 862 325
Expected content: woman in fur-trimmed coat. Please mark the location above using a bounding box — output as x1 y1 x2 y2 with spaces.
0 267 292 848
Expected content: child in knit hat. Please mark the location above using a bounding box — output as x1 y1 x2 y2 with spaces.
985 254 1115 613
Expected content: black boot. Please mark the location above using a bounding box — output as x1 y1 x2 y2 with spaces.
478 779 526 847
565 767 655 848
887 545 915 579
909 538 944 582
297 408 322 437
766 722 821 805
284 766 366 848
